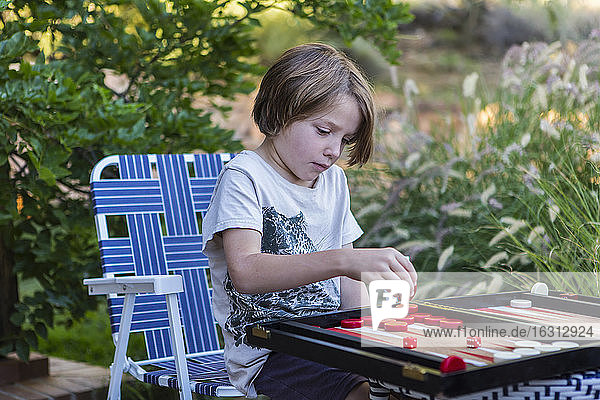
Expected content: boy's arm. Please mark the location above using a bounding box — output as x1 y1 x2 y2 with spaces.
340 243 369 309
222 228 416 295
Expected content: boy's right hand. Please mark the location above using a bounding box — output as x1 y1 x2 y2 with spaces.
346 248 417 297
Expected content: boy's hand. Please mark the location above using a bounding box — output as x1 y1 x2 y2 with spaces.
346 248 417 297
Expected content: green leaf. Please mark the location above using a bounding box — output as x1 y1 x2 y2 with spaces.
130 117 146 139
33 305 54 327
9 312 25 327
0 32 36 63
41 143 72 179
27 149 41 169
38 166 57 186
34 322 48 339
23 330 38 348
15 339 30 361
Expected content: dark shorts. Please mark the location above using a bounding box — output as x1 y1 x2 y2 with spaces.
253 352 367 400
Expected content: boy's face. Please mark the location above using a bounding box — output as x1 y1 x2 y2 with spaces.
265 95 361 187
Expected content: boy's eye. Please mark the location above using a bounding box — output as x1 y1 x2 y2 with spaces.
316 127 330 135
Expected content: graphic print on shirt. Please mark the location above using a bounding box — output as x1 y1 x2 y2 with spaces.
224 206 340 346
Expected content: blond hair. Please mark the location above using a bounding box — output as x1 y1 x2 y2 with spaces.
252 43 374 166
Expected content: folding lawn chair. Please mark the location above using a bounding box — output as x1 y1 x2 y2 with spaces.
83 154 242 400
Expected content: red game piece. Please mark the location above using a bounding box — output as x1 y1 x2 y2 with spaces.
411 313 431 323
439 319 463 329
384 321 408 332
397 316 415 324
341 319 363 329
423 316 445 326
440 356 466 373
361 316 372 326
467 336 481 348
378 318 395 329
559 293 578 300
403 336 417 349
409 304 418 313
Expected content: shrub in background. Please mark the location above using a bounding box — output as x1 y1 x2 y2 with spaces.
351 31 600 294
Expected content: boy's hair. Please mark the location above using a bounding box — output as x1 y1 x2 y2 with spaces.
252 43 374 167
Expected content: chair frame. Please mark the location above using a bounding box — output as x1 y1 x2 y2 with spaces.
84 154 242 400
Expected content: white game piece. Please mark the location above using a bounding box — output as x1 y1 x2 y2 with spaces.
552 341 579 349
513 348 542 356
510 299 532 308
535 344 561 352
514 340 542 348
494 351 522 362
531 282 549 296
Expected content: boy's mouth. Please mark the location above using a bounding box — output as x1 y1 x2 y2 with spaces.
312 162 329 171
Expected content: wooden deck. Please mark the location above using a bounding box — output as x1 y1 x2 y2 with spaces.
0 353 109 400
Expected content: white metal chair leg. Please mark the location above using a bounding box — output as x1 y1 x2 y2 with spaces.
108 293 136 400
166 293 192 400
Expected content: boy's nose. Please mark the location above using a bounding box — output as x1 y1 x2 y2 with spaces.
323 139 342 159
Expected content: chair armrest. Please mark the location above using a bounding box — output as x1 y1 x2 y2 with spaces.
83 275 184 295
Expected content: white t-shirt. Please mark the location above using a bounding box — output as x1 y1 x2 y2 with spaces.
202 150 363 397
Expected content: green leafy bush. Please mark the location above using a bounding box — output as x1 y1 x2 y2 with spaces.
1 0 413 360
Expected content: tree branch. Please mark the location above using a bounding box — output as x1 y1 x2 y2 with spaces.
1 115 39 136
57 178 90 196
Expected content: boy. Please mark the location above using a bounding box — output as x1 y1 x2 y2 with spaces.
202 43 416 400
